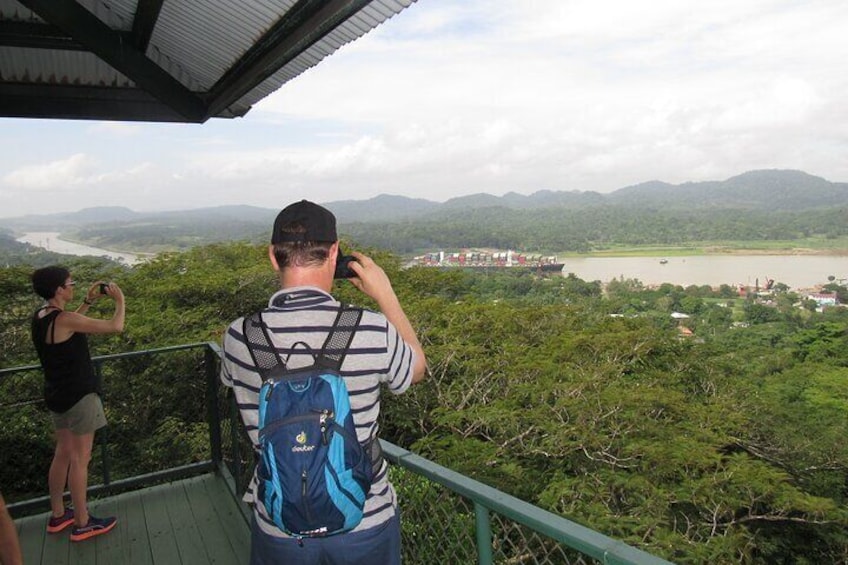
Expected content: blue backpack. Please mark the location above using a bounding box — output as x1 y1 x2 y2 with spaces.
243 306 373 537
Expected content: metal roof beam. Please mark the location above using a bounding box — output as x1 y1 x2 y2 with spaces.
205 0 370 119
17 0 208 122
0 20 83 50
131 0 164 52
0 82 185 122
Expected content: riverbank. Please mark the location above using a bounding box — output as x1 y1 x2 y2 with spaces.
58 235 156 261
568 239 848 258
15 232 150 265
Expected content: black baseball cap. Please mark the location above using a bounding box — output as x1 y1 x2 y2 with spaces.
271 200 338 243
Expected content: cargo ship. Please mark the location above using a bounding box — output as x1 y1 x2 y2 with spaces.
411 250 564 272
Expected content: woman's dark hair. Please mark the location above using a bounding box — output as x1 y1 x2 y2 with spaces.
31 266 70 300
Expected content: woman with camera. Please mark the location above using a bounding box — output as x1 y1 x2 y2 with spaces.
30 266 125 542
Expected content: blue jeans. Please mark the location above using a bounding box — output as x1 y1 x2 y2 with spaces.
249 513 401 565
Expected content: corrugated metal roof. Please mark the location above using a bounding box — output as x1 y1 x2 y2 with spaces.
240 0 415 109
150 0 293 92
0 0 38 21
0 45 132 85
0 0 417 122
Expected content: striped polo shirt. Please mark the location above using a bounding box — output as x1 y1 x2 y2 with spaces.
220 286 416 537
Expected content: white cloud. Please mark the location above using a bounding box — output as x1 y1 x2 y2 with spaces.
314 2 842 190
3 154 94 190
2 0 848 217
2 154 156 192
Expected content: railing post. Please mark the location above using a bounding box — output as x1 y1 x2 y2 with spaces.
95 360 111 485
229 390 243 494
475 502 493 565
205 346 223 468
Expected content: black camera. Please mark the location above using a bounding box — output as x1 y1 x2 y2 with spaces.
99 282 109 294
334 248 357 279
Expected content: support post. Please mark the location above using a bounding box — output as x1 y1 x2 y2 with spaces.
205 347 222 468
95 360 111 485
475 502 493 565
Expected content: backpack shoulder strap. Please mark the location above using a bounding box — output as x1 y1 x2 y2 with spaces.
242 311 284 373
319 305 363 371
320 305 383 472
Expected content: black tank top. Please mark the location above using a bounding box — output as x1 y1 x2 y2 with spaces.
31 308 99 413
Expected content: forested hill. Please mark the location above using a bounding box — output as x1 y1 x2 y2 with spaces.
1 169 846 254
330 169 848 221
334 170 848 253
607 170 848 211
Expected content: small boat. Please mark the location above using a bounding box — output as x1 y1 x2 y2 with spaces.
659 259 668 264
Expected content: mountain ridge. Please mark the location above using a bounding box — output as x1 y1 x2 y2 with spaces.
1 169 845 230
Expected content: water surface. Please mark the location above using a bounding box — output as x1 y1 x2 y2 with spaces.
17 232 142 265
564 255 847 290
15 232 847 290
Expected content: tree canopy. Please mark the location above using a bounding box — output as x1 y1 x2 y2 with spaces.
1 243 846 563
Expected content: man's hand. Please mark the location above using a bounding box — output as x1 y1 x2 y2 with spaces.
346 252 396 304
346 251 427 384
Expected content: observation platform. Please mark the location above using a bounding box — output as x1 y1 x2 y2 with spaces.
3 343 673 565
14 473 248 565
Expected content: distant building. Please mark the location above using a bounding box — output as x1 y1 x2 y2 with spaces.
806 292 838 307
671 312 694 339
804 292 840 312
677 326 694 337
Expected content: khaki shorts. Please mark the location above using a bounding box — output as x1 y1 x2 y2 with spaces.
51 393 107 435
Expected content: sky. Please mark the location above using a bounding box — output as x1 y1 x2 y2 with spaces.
1 0 847 218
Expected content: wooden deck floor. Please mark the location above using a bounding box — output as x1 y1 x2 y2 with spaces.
14 473 250 565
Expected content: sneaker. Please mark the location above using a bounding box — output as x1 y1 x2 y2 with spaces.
69 515 117 542
46 507 74 533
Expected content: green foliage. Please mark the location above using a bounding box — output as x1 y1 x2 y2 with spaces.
743 301 785 325
122 243 275 346
0 258 129 368
68 217 268 252
0 403 53 498
11 190 848 257
140 416 210 467
822 282 848 304
1 242 846 563
341 206 848 255
390 466 477 565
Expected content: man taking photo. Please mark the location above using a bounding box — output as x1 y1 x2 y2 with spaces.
221 200 426 564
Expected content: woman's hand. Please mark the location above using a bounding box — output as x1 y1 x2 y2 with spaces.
65 281 126 334
84 283 102 305
100 282 124 302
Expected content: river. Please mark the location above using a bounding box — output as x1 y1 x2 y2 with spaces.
564 254 848 290
15 232 848 289
16 232 144 266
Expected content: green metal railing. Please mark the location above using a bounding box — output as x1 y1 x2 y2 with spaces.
214 345 672 565
0 343 223 516
1 343 673 564
381 443 671 565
